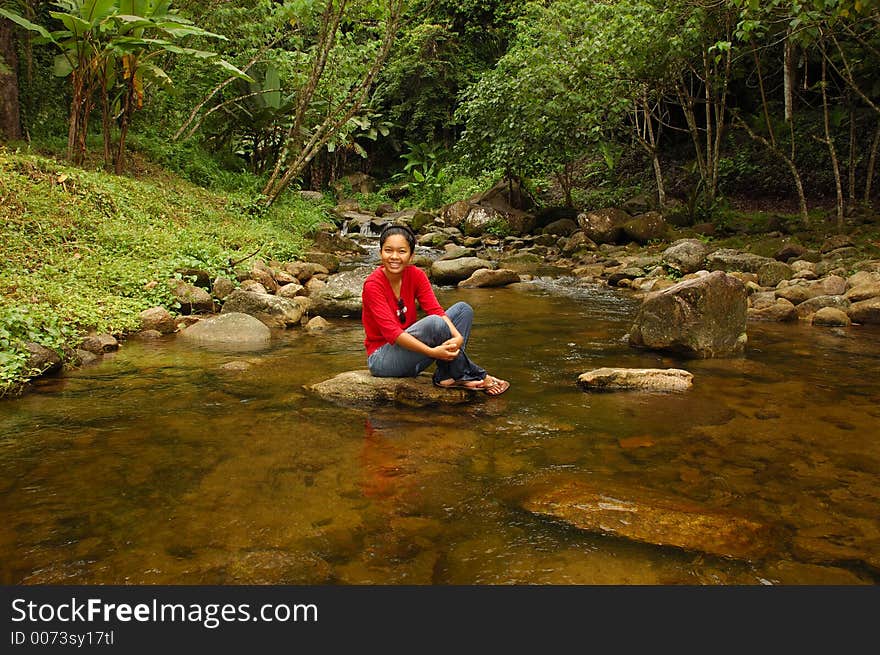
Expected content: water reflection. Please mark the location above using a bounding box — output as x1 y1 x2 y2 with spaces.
0 283 878 585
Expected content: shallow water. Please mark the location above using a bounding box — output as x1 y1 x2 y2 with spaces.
1 278 879 585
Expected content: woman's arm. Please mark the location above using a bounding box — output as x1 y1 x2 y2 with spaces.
394 331 459 361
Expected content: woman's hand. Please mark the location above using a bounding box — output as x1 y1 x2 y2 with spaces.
430 340 460 361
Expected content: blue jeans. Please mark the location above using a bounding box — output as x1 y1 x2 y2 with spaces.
367 301 487 383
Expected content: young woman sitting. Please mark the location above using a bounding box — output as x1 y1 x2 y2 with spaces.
360 224 510 396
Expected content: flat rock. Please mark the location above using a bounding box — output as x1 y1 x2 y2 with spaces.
519 477 775 561
306 370 478 407
458 268 521 288
577 367 693 392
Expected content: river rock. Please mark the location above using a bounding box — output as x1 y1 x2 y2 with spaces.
438 244 476 261
847 297 880 324
576 208 629 244
577 368 693 392
627 271 748 358
276 282 306 299
542 218 579 236
220 289 303 328
306 370 477 407
430 257 494 285
757 260 794 287
239 279 268 294
307 268 370 317
662 239 711 274
561 231 598 257
498 253 544 274
302 252 340 274
80 333 119 354
519 478 774 561
138 307 176 334
844 281 880 302
812 307 852 327
774 280 810 304
706 249 773 273
620 211 669 245
179 312 271 349
169 280 215 314
748 297 799 322
212 277 236 300
458 268 520 288
25 342 63 375
284 261 330 283
796 295 850 320
305 316 330 332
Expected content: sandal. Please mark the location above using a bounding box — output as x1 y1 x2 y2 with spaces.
434 375 510 396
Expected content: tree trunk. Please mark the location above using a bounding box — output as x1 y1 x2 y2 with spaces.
848 104 856 207
783 32 794 122
735 116 809 225
865 118 880 205
820 57 845 227
0 19 22 141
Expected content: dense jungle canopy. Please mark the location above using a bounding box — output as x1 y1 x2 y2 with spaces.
1 0 878 216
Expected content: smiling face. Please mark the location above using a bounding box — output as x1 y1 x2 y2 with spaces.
379 233 414 276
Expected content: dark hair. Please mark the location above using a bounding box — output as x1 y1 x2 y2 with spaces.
379 224 416 252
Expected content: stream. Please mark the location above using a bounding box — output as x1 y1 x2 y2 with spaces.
1 270 879 584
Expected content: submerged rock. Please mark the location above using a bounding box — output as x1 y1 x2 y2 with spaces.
306 370 477 407
519 477 774 561
577 367 693 392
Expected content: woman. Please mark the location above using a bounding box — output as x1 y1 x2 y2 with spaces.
361 224 510 396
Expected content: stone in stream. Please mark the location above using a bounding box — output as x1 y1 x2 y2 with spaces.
430 257 494 285
307 268 370 317
847 297 880 324
519 477 775 561
306 370 478 407
178 312 271 349
457 268 521 288
220 289 303 328
577 367 693 392
627 270 748 358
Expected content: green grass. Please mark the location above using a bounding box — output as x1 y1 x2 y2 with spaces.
0 146 330 395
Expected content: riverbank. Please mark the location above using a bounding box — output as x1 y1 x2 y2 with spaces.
2 147 879 396
0 149 328 395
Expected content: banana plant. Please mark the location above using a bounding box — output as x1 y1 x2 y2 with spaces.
0 0 250 170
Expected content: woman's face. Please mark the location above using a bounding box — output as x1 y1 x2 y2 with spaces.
379 234 413 275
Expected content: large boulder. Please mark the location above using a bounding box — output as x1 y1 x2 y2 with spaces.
662 239 711 274
220 289 304 328
577 368 693 392
179 312 271 349
307 268 371 317
519 477 774 561
628 271 748 358
576 208 629 244
430 257 494 285
306 370 478 407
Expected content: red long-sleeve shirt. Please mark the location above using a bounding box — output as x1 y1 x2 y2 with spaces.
362 265 445 356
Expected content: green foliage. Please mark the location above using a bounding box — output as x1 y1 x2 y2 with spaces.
0 147 324 393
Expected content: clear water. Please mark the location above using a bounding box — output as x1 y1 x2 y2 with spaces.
1 279 879 584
